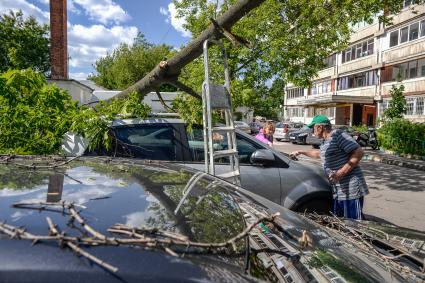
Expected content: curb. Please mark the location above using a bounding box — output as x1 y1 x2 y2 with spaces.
363 153 425 171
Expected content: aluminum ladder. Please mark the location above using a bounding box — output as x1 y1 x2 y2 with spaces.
202 39 240 185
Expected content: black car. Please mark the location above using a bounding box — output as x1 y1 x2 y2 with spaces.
288 127 312 144
1 156 424 282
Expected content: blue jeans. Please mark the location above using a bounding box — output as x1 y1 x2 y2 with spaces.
333 197 364 220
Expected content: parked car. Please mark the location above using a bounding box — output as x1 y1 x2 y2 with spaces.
306 132 323 149
289 126 312 144
84 118 332 213
248 121 261 135
274 122 303 142
1 156 424 283
234 121 251 134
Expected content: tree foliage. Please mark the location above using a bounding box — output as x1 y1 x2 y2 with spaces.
382 84 407 121
169 0 415 118
0 10 50 74
89 33 176 91
0 69 151 154
0 69 78 154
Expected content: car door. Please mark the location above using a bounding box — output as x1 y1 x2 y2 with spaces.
181 127 283 205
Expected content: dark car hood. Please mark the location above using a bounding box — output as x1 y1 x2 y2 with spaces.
0 156 424 283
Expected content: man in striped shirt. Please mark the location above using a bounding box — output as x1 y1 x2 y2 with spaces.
290 115 368 219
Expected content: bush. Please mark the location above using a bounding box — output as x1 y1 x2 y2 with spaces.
378 118 425 156
0 69 80 154
0 69 151 155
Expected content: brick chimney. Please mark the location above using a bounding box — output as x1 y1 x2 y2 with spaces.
50 0 68 79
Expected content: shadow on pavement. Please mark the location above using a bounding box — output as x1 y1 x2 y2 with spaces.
361 161 425 192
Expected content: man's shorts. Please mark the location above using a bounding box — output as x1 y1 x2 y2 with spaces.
333 197 364 220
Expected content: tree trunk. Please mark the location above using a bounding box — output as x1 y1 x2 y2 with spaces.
112 0 266 100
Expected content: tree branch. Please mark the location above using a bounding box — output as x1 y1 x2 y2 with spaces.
168 81 202 99
155 90 174 111
112 0 266 100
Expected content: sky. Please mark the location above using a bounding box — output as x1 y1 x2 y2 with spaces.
0 0 191 80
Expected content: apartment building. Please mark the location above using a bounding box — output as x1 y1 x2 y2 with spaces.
284 1 425 126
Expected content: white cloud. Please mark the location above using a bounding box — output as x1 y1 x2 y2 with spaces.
68 24 138 68
0 0 49 23
72 0 130 25
159 6 168 16
166 2 191 38
69 72 89 80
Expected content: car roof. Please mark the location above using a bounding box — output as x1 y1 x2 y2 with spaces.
111 118 185 127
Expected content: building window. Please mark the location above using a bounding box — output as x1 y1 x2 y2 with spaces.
406 98 415 115
389 18 425 48
390 31 399 47
287 107 304 118
286 87 304 99
390 58 425 81
337 70 377 90
323 54 336 68
342 38 374 63
383 96 425 116
312 79 332 95
409 22 419 41
400 26 409 43
416 97 424 115
404 0 417 8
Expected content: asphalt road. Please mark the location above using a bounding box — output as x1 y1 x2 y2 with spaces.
273 140 425 232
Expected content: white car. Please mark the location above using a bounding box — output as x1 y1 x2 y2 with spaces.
274 122 303 141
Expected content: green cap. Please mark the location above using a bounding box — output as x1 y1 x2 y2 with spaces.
307 115 331 128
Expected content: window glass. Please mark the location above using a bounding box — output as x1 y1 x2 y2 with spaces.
400 26 409 43
406 98 415 115
392 65 401 80
421 20 425 37
367 39 374 55
408 61 418 78
409 22 419 41
399 62 408 79
187 128 262 164
418 59 425 76
390 31 399 47
356 43 362 58
351 46 357 60
416 97 424 115
113 125 177 160
345 49 351 62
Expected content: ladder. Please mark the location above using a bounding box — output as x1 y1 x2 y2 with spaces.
202 39 240 185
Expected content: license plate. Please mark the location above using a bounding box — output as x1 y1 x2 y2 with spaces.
290 136 295 140
353 135 358 140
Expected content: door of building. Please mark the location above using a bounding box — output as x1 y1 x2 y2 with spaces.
352 104 363 126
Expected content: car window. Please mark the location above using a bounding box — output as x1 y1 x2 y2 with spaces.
186 127 262 164
113 125 178 160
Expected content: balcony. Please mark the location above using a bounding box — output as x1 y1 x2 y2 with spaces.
316 67 336 79
388 5 425 28
350 23 379 43
297 86 376 105
383 38 425 64
339 55 377 74
381 77 425 96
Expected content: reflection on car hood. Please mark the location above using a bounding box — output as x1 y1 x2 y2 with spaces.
0 156 424 283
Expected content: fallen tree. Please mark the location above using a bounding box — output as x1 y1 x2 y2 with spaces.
112 0 266 100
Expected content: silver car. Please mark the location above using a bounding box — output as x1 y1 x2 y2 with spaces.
234 121 251 134
87 118 332 213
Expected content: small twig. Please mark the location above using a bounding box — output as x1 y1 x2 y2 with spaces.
12 201 86 210
68 204 107 241
46 217 118 273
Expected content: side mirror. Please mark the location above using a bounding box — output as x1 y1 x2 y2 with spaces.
250 149 275 166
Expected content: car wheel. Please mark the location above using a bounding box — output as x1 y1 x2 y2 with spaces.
276 138 282 142
291 141 297 144
312 144 320 149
